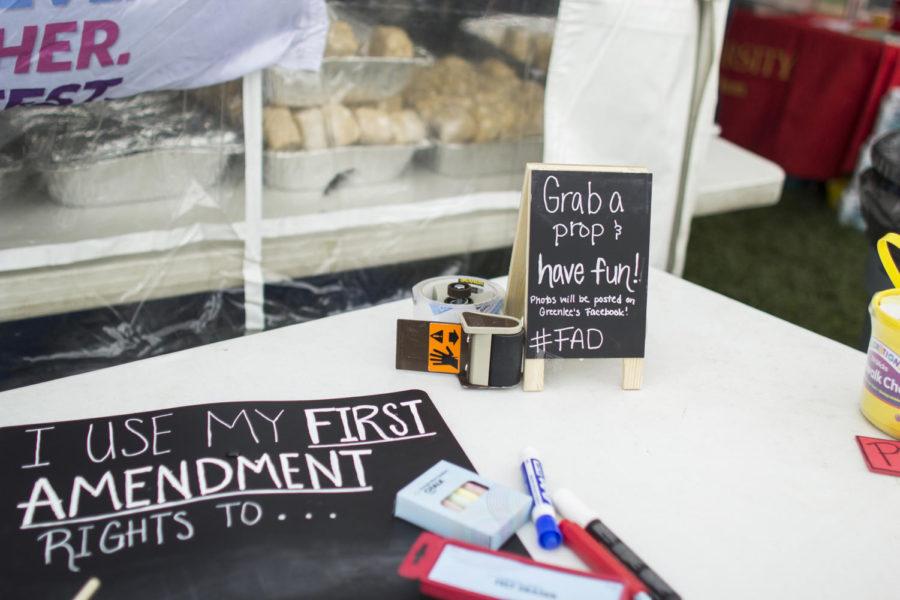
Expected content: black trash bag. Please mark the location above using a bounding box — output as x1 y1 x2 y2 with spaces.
861 131 900 245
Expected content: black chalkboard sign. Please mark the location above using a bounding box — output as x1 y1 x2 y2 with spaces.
0 390 508 599
507 164 651 381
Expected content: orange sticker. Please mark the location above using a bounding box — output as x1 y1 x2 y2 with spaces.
427 323 462 374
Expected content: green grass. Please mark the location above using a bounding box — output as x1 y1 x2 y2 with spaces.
683 181 870 349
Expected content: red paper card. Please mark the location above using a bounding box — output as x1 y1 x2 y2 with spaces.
856 436 900 477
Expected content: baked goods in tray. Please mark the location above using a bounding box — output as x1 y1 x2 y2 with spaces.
295 107 329 151
480 57 518 81
354 107 394 145
403 55 544 144
389 110 427 145
321 104 361 147
264 103 425 151
326 20 360 57
461 15 556 73
532 33 554 72
368 25 414 58
325 19 414 59
502 27 532 64
264 106 303 151
266 17 429 108
264 102 426 190
429 103 477 144
503 28 553 71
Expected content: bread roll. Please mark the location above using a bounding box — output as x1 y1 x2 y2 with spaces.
502 26 532 63
354 107 393 145
472 103 503 143
533 33 553 71
321 104 360 146
480 58 517 80
409 94 439 122
294 107 328 151
494 103 523 140
520 80 544 136
326 20 359 57
368 26 414 58
436 55 472 74
264 106 303 150
522 105 543 137
430 104 476 144
376 95 404 113
402 53 546 143
389 109 426 144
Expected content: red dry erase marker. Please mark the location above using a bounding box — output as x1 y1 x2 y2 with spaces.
554 488 681 600
398 532 629 600
559 519 650 599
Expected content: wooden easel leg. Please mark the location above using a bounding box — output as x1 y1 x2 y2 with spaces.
523 358 545 392
622 358 643 390
504 173 532 320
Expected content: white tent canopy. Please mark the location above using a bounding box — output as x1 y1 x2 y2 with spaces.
545 0 730 273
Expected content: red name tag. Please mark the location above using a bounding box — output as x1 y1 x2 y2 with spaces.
856 435 900 477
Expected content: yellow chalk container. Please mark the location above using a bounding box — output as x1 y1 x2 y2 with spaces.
861 233 900 439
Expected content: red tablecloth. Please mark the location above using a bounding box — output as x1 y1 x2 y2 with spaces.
718 10 900 180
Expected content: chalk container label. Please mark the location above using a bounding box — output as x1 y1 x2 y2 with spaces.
864 338 900 409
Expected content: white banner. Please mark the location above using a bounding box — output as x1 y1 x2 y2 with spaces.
0 0 327 110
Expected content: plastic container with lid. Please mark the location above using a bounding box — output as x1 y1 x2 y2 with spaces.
862 233 900 439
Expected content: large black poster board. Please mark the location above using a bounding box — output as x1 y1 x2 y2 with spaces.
524 166 652 359
0 390 487 599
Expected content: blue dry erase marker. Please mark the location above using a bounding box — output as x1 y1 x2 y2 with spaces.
520 447 563 550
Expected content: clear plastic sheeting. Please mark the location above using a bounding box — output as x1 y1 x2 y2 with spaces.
1 1 558 391
252 0 554 336
0 141 27 203
265 5 434 108
0 86 246 389
8 93 242 207
14 93 241 166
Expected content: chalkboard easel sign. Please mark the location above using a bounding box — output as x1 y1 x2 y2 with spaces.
0 390 519 599
506 163 652 391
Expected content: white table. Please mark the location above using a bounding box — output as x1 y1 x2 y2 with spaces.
1 270 895 599
694 136 785 217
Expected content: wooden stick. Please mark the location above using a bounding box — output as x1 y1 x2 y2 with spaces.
622 358 643 390
72 577 101 600
523 358 545 391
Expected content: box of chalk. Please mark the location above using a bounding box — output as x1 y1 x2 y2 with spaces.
394 460 531 550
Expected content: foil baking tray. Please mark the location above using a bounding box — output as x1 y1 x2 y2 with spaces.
0 151 27 203
265 142 426 191
20 93 240 167
266 6 432 107
9 92 191 137
41 147 238 207
17 92 243 206
266 51 432 107
461 14 556 47
422 137 542 177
